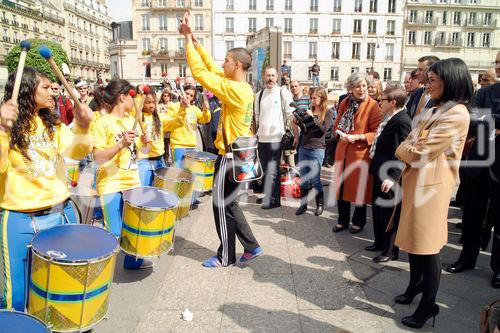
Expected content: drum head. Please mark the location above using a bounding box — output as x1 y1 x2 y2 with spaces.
155 167 193 182
122 186 179 210
0 310 50 333
31 224 118 262
184 151 217 161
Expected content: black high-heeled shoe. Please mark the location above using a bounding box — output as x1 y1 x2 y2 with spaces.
394 283 423 304
401 304 440 329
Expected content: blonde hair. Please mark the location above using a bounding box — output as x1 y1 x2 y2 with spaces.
369 79 383 100
311 87 328 122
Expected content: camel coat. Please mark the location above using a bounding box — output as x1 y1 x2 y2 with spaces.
333 96 382 204
393 103 470 255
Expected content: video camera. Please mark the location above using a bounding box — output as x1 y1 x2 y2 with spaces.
291 98 322 137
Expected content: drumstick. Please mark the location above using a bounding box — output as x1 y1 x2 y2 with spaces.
8 40 31 128
129 89 142 132
130 86 151 133
39 45 81 109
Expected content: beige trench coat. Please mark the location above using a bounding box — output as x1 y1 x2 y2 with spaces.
393 102 470 255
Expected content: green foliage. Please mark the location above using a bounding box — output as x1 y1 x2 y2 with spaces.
5 39 70 82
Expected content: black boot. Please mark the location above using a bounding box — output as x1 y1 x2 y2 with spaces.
295 187 308 215
315 192 324 216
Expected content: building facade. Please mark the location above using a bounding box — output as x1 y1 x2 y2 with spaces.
109 21 139 82
63 0 113 82
0 0 66 86
213 0 405 88
402 0 500 80
132 0 212 83
0 0 112 88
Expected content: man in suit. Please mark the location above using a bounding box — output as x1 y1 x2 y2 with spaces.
405 56 440 122
366 86 412 262
447 51 500 288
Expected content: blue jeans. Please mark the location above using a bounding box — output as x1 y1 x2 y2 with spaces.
100 192 143 269
298 147 325 194
0 202 77 311
138 157 167 186
312 75 320 87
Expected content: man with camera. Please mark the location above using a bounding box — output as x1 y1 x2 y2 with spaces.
254 67 294 209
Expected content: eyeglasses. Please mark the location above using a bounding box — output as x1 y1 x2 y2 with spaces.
380 98 390 102
493 61 500 65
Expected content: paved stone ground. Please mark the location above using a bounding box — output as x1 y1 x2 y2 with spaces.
93 168 495 333
1 168 494 332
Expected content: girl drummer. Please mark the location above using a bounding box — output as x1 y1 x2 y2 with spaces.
92 79 186 269
167 84 211 167
138 86 185 186
0 67 93 311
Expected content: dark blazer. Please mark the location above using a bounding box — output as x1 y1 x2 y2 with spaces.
474 82 500 129
369 110 412 181
405 87 424 119
471 82 500 177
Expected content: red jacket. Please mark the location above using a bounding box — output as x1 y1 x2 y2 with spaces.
56 95 74 125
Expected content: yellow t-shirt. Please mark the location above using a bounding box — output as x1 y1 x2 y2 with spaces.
92 113 142 195
0 117 92 211
138 112 184 159
186 43 254 154
167 102 211 149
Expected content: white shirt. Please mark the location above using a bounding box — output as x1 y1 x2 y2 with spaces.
255 86 294 143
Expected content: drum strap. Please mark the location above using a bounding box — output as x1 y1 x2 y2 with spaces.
220 104 258 154
28 200 72 231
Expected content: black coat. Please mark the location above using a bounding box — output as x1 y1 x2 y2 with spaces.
471 82 500 177
405 87 424 119
369 111 412 181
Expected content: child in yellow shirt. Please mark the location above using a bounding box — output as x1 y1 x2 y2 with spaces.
167 84 211 167
93 79 151 269
138 87 185 186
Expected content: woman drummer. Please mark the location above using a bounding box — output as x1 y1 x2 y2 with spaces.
0 67 93 311
167 84 211 167
92 79 186 269
138 86 185 186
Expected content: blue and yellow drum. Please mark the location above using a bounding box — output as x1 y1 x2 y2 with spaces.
28 224 119 332
184 151 217 192
153 167 194 220
0 310 50 333
121 187 179 258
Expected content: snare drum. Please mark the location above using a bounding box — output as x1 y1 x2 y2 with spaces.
65 159 80 188
121 187 179 258
69 186 98 225
153 167 194 220
28 224 119 332
184 151 217 192
0 310 50 333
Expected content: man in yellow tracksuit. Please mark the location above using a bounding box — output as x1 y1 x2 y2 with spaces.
180 13 262 267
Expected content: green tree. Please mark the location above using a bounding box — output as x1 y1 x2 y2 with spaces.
5 39 70 82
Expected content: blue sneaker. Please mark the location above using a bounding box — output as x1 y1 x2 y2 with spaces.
202 256 234 268
239 247 264 263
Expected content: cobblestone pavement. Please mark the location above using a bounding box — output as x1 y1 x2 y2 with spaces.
89 168 495 333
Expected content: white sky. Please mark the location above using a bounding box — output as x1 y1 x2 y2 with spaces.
107 0 132 22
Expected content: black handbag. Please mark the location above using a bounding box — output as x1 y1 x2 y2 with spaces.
280 129 295 150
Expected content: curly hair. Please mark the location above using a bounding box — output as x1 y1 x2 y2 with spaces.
141 88 162 140
3 67 60 160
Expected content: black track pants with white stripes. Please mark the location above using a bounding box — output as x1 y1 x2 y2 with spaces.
212 155 260 266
